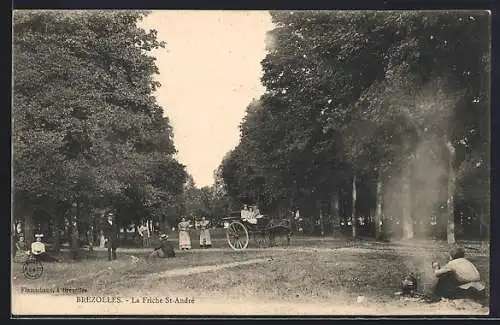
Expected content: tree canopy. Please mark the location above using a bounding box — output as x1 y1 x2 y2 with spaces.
221 10 490 240
13 11 187 234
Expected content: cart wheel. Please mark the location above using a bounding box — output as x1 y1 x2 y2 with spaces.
22 257 43 280
226 221 249 251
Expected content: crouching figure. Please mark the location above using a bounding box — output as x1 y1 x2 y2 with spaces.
431 246 486 302
149 234 176 259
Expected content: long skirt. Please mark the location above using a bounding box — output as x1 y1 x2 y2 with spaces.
14 250 28 263
179 231 191 250
199 229 212 247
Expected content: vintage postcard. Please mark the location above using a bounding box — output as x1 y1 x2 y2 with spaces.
11 9 491 316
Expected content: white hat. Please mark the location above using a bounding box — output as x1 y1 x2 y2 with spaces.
159 234 168 239
35 234 44 238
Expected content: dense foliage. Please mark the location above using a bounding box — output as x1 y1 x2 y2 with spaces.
13 11 187 250
221 11 490 242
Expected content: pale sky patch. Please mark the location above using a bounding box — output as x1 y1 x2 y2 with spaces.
139 10 274 187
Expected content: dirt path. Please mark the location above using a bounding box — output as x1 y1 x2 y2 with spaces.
92 245 489 257
144 258 270 279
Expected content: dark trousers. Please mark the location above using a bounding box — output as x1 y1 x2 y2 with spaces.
433 273 486 301
107 242 117 260
433 273 461 298
34 252 59 262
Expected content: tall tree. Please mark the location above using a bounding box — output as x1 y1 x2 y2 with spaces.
13 11 187 250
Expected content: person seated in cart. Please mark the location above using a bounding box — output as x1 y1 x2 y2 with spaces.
240 205 262 225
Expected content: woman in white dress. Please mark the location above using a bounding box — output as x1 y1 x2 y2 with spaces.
178 217 192 250
199 216 212 248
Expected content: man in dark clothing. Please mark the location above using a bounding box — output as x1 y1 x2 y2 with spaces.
149 233 175 258
103 212 119 261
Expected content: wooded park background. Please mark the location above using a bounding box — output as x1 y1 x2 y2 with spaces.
12 10 490 256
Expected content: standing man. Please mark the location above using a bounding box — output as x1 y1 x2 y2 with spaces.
103 212 119 261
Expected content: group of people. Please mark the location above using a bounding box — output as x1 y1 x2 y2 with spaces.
14 211 487 304
100 212 213 261
146 216 212 259
14 233 60 263
177 216 212 250
240 204 262 225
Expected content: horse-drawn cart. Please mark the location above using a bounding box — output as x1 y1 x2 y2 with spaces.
224 211 292 251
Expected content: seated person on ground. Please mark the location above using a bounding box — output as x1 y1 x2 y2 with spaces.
31 234 59 262
14 235 29 263
431 246 485 300
149 233 175 258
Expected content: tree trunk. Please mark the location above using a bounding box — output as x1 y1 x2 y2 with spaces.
375 168 383 240
288 196 295 233
289 211 294 233
318 201 324 237
160 215 167 233
445 140 456 245
330 190 340 238
478 207 483 238
24 212 35 247
148 219 153 236
351 173 357 239
401 163 414 239
88 210 94 252
52 214 61 252
100 230 106 248
71 200 80 259
11 218 16 258
478 204 488 239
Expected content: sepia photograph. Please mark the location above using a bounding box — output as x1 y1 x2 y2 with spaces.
11 9 491 316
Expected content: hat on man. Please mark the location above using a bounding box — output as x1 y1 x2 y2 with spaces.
159 233 168 240
34 234 44 238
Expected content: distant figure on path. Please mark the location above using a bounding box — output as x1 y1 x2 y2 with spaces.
178 217 192 250
149 234 175 258
199 216 212 248
103 212 119 261
138 222 150 248
430 246 486 302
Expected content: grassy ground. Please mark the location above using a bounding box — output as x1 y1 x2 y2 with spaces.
11 238 489 315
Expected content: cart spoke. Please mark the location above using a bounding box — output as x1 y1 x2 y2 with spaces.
226 221 249 251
